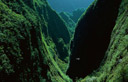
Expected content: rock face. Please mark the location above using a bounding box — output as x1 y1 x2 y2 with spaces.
0 0 71 82
67 0 122 79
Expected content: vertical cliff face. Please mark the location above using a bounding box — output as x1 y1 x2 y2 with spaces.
67 0 122 79
81 0 128 81
0 0 71 82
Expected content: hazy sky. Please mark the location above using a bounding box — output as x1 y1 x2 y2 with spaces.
47 0 94 12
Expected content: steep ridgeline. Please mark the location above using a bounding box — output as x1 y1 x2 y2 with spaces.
59 12 75 36
59 8 85 37
0 0 72 82
70 8 85 23
67 0 122 80
47 0 94 12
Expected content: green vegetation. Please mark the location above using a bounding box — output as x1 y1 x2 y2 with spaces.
0 0 128 82
76 0 128 82
0 0 71 82
70 8 85 23
59 8 85 37
59 12 75 36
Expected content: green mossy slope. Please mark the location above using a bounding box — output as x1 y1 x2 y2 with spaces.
59 12 75 36
59 9 85 37
0 0 71 82
70 8 85 23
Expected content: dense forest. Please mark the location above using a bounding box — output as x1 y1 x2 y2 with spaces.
0 0 128 82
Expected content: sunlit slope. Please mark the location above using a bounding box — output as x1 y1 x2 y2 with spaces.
0 0 71 82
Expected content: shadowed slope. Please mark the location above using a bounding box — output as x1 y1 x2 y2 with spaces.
67 0 122 79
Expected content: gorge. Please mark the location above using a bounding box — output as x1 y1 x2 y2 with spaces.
0 0 128 82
